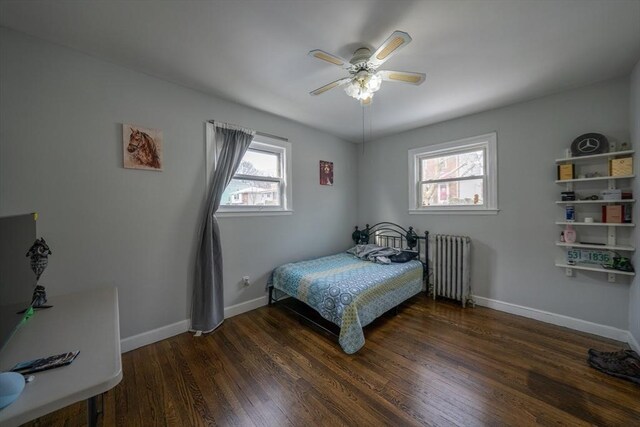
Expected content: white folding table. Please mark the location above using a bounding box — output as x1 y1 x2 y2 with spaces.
0 287 122 426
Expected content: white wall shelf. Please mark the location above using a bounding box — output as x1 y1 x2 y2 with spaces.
555 145 634 283
555 175 634 184
555 150 635 163
555 242 635 251
555 221 634 227
555 263 635 276
555 199 635 204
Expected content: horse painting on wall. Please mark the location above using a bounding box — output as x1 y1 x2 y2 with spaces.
123 124 163 171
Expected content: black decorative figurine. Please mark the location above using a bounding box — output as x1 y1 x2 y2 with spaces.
406 226 418 250
351 226 361 244
26 238 52 309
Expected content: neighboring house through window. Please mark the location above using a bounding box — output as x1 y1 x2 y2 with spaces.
206 122 292 216
408 133 498 214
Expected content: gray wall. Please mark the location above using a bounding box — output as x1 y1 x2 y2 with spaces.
630 59 640 346
0 28 358 339
358 78 631 329
1 26 636 341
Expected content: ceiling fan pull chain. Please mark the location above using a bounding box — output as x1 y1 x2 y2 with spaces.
362 104 365 155
369 100 373 143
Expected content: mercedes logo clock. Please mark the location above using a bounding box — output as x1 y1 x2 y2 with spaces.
570 133 608 157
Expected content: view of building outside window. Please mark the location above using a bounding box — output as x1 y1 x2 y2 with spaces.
420 149 484 206
221 148 281 206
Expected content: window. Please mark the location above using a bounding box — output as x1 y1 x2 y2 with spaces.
206 123 292 216
408 133 498 214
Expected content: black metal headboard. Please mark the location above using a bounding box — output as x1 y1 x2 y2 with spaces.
351 222 429 282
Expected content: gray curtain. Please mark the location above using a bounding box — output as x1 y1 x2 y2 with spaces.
191 123 255 332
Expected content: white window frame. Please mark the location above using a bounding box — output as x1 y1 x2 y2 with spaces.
206 122 293 217
408 132 498 215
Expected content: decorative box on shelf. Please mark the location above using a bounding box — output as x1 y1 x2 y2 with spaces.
601 189 622 200
602 205 624 224
609 157 633 177
557 164 575 180
601 204 632 224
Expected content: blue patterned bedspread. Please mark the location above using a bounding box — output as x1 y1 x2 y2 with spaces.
271 253 423 354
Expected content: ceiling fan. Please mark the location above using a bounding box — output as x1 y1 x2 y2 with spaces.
308 31 425 106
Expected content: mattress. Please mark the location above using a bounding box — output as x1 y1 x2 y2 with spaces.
271 252 423 354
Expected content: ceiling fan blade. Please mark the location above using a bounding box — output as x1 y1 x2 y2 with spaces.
379 70 426 85
368 31 412 68
309 77 352 96
308 49 351 69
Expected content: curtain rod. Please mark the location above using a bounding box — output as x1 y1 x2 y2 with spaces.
207 120 288 142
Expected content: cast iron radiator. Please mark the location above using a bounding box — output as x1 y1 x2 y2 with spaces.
433 234 472 307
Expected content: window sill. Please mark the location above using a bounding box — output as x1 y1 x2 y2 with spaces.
409 208 499 215
217 209 293 218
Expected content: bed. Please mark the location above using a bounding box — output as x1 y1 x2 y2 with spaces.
268 222 429 354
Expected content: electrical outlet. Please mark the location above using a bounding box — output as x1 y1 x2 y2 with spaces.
242 276 250 286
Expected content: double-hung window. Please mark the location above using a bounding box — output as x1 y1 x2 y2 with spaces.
207 123 292 216
408 133 498 214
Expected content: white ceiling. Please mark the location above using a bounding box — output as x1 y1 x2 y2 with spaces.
1 0 639 141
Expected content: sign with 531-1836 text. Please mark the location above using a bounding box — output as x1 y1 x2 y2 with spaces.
567 249 612 266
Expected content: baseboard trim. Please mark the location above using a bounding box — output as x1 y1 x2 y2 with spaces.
473 296 629 342
120 295 269 353
628 331 640 353
121 319 190 353
224 295 268 318
122 295 637 354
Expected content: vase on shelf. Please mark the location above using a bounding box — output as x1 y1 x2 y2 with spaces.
564 225 576 244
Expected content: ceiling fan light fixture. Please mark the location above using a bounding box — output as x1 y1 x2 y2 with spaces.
308 30 423 104
344 81 361 98
344 71 382 102
366 72 382 92
360 96 373 106
344 82 373 101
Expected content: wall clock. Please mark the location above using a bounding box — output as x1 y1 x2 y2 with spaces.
570 133 608 157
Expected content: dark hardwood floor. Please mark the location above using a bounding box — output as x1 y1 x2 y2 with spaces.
25 295 640 426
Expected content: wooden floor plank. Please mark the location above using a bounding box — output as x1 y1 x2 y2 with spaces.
23 295 640 426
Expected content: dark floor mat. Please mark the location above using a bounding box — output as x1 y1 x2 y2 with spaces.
588 348 640 361
588 349 640 385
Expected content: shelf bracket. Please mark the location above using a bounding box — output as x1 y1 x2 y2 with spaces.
565 267 573 277
607 225 616 246
608 273 616 283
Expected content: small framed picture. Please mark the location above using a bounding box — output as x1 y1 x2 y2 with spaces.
123 124 163 171
320 161 333 186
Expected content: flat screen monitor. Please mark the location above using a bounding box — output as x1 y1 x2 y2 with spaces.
0 213 37 352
